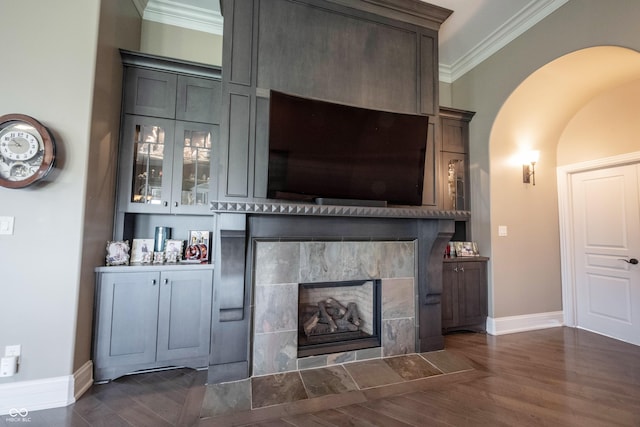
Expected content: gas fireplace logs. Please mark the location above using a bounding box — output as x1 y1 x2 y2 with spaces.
302 298 362 336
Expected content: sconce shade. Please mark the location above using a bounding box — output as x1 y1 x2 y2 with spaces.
523 154 538 185
523 164 535 184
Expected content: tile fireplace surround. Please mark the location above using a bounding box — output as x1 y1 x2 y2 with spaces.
215 213 457 384
253 240 417 376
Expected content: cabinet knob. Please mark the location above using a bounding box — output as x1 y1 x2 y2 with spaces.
460 266 465 272
163 201 168 207
152 279 157 285
174 201 178 208
454 267 458 272
164 278 169 285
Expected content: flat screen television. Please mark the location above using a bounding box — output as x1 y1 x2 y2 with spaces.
267 91 429 206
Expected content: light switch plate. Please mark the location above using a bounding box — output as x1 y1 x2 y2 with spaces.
5 345 21 357
498 225 508 237
0 216 14 235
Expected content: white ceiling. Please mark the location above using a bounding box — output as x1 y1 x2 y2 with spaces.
135 0 568 82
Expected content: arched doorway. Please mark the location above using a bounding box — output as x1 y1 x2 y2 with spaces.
487 46 640 338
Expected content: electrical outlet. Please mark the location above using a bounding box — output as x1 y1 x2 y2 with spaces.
5 344 21 357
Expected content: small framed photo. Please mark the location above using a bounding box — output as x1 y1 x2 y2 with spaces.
106 240 130 266
130 238 154 264
164 239 184 263
454 241 479 257
188 230 211 262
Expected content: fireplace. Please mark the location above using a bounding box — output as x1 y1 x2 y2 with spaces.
252 238 419 376
298 279 381 358
199 213 453 382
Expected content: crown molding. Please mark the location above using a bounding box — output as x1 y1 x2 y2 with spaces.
439 0 568 83
143 0 223 35
131 0 148 17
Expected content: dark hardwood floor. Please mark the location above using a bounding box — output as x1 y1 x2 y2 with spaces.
6 327 639 427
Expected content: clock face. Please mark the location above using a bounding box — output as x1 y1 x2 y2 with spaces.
0 128 42 161
0 114 56 189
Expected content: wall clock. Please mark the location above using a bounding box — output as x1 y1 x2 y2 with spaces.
0 114 56 189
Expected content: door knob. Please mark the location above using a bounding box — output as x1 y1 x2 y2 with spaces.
620 258 639 265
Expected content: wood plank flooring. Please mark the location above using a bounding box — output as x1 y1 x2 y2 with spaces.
7 327 640 426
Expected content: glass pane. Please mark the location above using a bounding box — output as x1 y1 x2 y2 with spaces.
447 158 465 210
180 129 211 206
132 124 165 204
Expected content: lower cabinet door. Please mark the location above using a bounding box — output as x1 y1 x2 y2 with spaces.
95 271 160 367
458 261 488 327
156 270 213 361
441 262 457 329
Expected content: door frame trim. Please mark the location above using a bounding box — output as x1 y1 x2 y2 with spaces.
557 150 640 327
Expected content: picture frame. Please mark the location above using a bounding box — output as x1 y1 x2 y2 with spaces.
453 241 479 257
164 239 184 263
106 240 130 266
130 238 153 264
187 230 211 263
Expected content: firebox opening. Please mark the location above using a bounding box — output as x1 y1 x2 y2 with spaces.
298 279 382 358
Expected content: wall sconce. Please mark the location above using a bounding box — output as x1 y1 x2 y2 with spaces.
522 150 539 185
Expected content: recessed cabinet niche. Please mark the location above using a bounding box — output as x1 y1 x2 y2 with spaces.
439 107 475 212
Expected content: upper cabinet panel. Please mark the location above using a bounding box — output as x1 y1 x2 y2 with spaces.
225 0 254 86
176 76 222 124
255 0 420 113
124 68 177 119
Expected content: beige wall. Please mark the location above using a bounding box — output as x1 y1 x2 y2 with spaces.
141 20 223 66
74 0 141 372
451 0 640 318
0 0 102 382
558 78 640 166
0 0 140 390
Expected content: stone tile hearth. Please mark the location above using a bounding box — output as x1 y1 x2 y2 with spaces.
252 240 418 376
200 350 475 420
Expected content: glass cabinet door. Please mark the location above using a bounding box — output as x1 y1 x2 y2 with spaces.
119 115 175 213
172 121 218 214
443 152 466 211
132 124 166 205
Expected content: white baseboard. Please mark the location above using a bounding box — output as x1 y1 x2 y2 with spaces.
0 360 93 416
486 311 564 335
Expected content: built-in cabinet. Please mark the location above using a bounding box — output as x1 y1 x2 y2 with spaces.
441 257 488 333
93 266 213 382
117 115 218 215
116 51 221 219
92 51 222 382
439 107 475 212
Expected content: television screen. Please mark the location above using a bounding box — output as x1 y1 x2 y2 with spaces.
267 91 429 206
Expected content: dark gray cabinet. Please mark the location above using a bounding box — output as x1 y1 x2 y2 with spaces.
439 107 475 211
117 52 222 216
117 115 219 215
93 267 213 382
442 257 488 333
122 56 221 124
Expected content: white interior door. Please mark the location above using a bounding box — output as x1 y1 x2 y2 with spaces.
571 163 640 345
